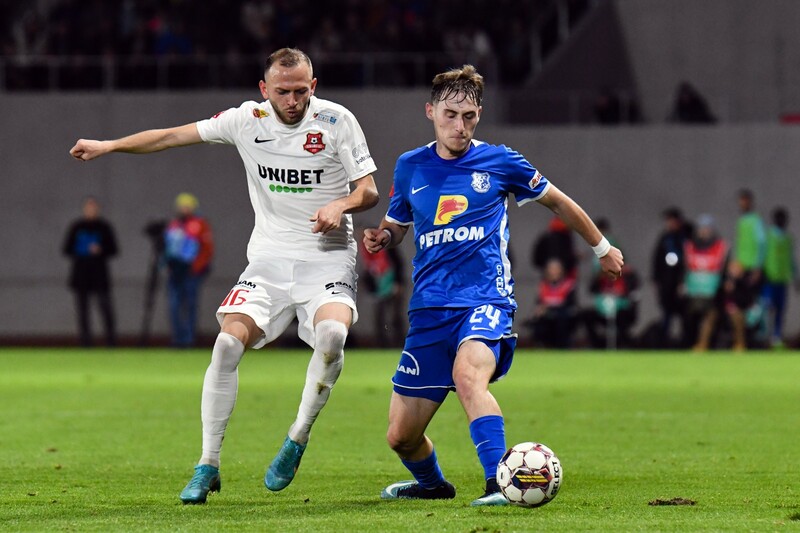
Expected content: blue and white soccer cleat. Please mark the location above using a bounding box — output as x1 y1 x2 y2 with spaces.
265 436 307 491
179 464 221 504
381 480 456 500
470 491 509 506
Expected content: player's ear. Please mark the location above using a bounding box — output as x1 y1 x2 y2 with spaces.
425 102 434 121
476 106 483 122
310 78 318 95
259 80 268 100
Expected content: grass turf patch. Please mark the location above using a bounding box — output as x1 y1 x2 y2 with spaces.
0 349 798 531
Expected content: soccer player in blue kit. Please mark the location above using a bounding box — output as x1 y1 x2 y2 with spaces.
363 65 624 506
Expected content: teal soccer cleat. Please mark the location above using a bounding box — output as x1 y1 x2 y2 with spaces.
265 436 307 491
179 464 221 504
471 478 508 506
470 491 509 506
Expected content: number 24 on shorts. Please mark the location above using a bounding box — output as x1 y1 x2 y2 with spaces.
470 304 501 329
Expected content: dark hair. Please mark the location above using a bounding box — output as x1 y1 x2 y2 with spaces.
773 207 789 228
264 48 313 78
662 206 683 220
431 65 484 106
738 188 754 201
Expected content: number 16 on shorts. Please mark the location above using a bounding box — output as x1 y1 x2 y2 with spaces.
221 288 249 306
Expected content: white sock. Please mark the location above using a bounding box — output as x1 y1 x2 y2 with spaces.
288 320 347 445
199 332 245 468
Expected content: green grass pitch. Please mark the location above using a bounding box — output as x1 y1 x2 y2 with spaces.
1 348 799 531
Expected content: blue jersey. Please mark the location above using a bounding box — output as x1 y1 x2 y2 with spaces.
386 140 550 311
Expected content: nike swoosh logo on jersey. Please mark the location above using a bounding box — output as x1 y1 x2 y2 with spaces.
411 185 429 194
254 137 275 143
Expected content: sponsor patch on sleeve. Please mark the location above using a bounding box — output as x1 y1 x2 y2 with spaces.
528 170 542 189
351 142 372 165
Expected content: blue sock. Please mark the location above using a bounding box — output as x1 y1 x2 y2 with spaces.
401 448 446 489
469 415 506 480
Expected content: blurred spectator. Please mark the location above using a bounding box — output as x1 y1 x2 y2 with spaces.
443 23 496 81
12 9 48 57
527 259 577 348
763 207 798 347
357 235 406 347
650 207 693 345
532 216 578 279
582 264 640 349
164 193 214 348
720 259 761 351
669 82 716 124
496 19 532 85
734 188 766 285
683 215 728 351
62 196 118 347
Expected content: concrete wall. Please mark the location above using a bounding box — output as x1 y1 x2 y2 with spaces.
2 91 800 345
615 0 800 122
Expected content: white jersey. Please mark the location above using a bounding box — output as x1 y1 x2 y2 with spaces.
196 96 377 263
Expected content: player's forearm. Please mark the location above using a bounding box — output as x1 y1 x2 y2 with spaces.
541 187 603 247
339 177 380 214
110 127 199 154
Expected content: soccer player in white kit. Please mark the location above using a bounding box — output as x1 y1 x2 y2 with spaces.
70 48 379 504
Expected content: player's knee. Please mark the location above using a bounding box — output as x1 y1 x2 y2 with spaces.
220 321 251 347
314 319 347 364
386 426 421 455
210 332 245 373
452 367 477 395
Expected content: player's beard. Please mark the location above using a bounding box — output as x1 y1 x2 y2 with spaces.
276 101 310 125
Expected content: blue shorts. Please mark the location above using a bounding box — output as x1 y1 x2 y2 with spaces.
392 304 517 403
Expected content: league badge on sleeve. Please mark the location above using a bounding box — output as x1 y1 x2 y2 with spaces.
303 132 326 154
471 171 491 193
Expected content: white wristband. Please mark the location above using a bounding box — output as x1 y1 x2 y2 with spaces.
382 228 392 244
592 236 611 258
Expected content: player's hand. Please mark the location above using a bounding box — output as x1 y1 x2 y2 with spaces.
363 227 390 253
310 202 344 234
70 139 111 161
598 246 624 280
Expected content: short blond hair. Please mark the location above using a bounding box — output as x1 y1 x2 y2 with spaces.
264 48 313 78
431 65 484 106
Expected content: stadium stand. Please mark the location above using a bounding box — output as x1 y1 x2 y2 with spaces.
1 0 581 91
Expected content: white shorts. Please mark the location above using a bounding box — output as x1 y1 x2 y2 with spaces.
216 257 358 349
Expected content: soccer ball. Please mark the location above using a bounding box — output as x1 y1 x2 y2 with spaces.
496 442 562 507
